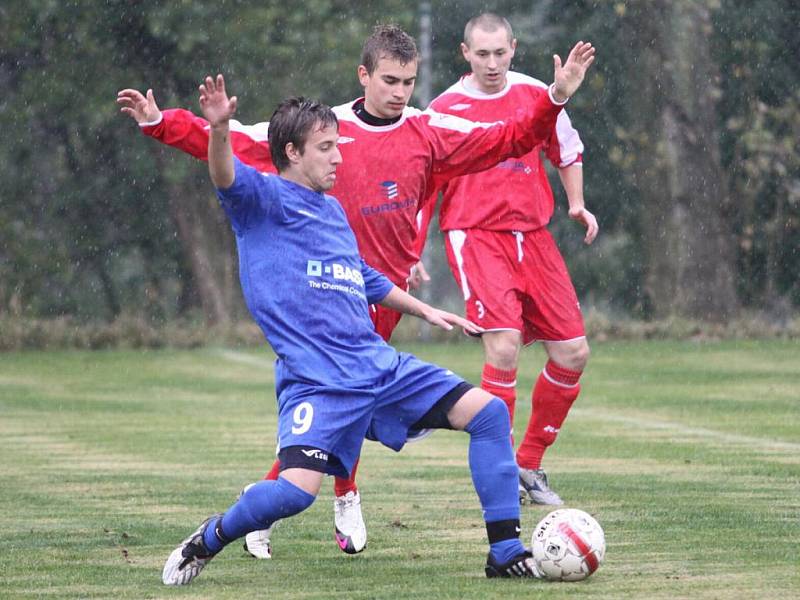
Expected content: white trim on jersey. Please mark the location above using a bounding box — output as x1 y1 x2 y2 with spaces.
447 229 471 301
436 71 582 168
423 109 497 133
332 100 416 133
439 71 549 101
227 119 270 142
554 110 583 167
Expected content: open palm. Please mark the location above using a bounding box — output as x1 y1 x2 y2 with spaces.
553 42 596 100
199 74 238 127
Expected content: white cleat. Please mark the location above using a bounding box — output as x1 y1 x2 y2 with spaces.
334 491 367 554
239 482 275 559
244 523 274 559
162 514 220 586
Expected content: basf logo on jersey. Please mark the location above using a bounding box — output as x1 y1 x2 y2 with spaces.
306 259 367 301
360 181 415 217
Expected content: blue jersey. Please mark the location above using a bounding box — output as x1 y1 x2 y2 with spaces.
217 158 397 387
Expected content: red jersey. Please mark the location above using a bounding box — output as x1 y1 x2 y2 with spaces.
141 90 563 287
429 72 584 232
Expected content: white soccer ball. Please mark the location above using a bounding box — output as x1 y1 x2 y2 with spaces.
531 508 605 581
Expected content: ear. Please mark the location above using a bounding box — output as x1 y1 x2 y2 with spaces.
357 65 369 88
285 142 301 164
510 38 517 56
460 42 470 62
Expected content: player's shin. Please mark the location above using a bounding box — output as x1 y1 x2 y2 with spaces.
516 360 582 469
464 398 526 563
203 478 316 553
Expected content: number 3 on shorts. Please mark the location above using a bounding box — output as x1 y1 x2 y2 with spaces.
292 402 314 435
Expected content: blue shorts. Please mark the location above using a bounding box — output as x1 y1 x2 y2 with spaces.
275 352 465 479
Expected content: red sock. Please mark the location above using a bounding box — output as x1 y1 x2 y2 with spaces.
481 364 518 425
516 360 582 470
263 458 281 481
333 458 359 496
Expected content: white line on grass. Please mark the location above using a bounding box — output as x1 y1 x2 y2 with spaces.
572 407 800 454
215 349 274 368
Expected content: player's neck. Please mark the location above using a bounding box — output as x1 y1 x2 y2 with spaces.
464 73 507 95
279 169 322 194
353 98 402 126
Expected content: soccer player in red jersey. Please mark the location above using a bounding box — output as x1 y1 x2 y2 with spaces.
118 24 594 556
427 14 599 506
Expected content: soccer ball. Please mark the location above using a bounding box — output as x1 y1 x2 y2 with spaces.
531 508 605 581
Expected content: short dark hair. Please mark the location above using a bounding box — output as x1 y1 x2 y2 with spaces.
360 24 418 74
464 13 514 46
268 97 338 172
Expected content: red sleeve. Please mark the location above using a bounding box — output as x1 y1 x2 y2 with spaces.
141 109 276 173
425 89 560 189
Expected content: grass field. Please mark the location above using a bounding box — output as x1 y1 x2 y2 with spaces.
1 340 798 599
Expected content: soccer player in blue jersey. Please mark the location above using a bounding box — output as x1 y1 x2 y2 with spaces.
161 74 543 585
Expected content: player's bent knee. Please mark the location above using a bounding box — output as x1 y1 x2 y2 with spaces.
463 396 511 439
448 387 495 430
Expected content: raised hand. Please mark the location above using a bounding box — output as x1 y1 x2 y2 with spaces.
199 74 238 128
552 41 595 102
117 88 161 124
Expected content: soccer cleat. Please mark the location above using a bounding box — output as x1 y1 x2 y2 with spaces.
243 523 274 559
485 548 542 578
519 468 564 506
238 483 274 559
334 490 367 554
162 514 221 586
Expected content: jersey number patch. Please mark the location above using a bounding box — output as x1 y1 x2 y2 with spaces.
292 402 314 435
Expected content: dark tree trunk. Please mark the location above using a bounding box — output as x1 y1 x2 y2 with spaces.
623 0 739 321
157 155 230 326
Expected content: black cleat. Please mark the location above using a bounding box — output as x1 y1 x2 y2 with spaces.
485 548 542 578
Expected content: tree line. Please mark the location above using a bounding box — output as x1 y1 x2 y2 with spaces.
1 0 797 332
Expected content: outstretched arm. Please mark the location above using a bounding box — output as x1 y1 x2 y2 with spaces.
379 286 483 335
427 41 596 187
117 88 162 124
198 74 238 189
117 87 275 172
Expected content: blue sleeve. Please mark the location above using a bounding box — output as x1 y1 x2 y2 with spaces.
216 157 281 231
361 259 395 304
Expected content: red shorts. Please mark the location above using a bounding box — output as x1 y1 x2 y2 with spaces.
444 228 585 345
369 304 402 342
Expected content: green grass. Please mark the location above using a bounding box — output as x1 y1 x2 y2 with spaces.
1 340 798 598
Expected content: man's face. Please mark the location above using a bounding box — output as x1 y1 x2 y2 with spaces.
358 57 418 119
461 27 516 94
292 123 342 192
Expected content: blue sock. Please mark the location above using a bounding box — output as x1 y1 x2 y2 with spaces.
464 398 526 564
203 478 316 553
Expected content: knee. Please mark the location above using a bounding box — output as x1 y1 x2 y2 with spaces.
484 332 521 371
549 339 590 371
465 396 511 438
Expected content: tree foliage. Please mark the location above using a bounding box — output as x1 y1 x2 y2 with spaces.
0 0 796 327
